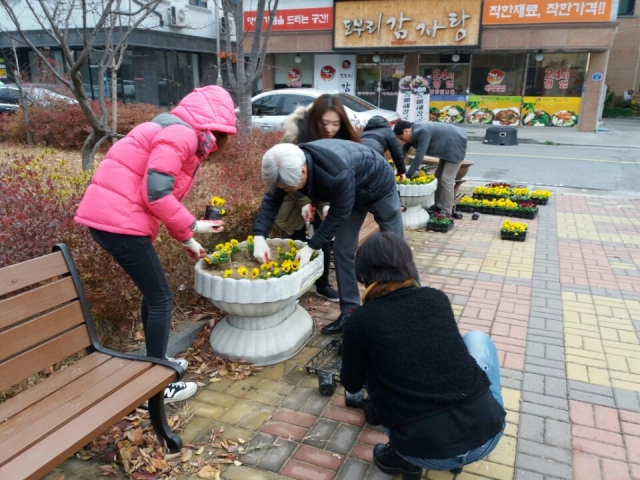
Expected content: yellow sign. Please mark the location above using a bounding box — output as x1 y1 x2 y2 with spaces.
522 97 581 127
483 0 613 25
466 96 522 126
430 95 467 123
334 0 482 50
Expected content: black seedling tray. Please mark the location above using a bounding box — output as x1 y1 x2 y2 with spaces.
305 339 342 383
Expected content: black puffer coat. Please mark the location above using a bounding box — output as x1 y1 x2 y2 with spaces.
253 139 396 250
360 116 406 175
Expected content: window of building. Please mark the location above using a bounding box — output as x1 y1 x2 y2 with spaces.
189 0 208 7
469 54 526 96
273 54 313 89
618 0 635 16
525 52 588 97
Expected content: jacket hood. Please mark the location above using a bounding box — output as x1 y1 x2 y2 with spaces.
281 104 312 144
172 86 237 135
363 115 390 132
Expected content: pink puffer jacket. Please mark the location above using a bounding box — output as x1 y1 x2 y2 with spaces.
75 86 236 242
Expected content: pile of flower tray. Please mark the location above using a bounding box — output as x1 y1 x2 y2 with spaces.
456 201 539 220
426 212 454 233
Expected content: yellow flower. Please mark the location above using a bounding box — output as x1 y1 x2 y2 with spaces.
274 267 281 275
260 263 269 270
223 270 233 278
215 243 225 251
213 252 220 259
277 246 282 253
247 235 254 242
211 196 226 207
230 239 239 246
269 261 278 269
288 240 295 248
224 242 232 250
252 268 259 278
282 263 291 273
204 256 213 264
292 261 299 271
219 209 226 215
237 266 248 277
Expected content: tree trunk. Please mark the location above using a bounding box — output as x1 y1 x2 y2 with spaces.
81 131 104 171
111 69 118 144
235 84 254 133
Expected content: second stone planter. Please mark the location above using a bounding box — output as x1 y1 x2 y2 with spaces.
397 180 438 229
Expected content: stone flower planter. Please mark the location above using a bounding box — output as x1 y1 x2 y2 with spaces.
194 239 323 366
397 180 438 229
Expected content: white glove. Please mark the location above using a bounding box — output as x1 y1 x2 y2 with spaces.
295 245 316 268
193 220 224 233
322 205 330 220
253 235 272 264
301 203 315 222
182 238 206 262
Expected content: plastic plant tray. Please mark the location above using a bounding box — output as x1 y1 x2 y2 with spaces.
305 339 342 383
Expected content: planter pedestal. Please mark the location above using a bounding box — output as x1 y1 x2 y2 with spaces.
194 239 323 366
398 180 438 229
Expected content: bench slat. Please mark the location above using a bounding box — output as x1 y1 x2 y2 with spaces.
0 325 91 392
0 365 174 480
0 276 78 331
0 251 69 297
0 360 155 466
0 352 111 421
0 356 134 440
0 302 85 363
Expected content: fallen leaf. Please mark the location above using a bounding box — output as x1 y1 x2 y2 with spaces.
237 438 245 444
233 460 243 466
180 449 193 463
150 458 169 470
197 465 219 479
196 446 205 455
209 377 221 383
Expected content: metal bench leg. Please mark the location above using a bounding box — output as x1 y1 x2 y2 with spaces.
148 392 183 453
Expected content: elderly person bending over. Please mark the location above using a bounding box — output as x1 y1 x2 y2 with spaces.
341 232 506 479
252 139 405 335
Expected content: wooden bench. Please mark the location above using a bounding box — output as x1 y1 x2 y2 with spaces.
0 243 185 479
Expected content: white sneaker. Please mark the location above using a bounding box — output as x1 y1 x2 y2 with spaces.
166 356 189 370
163 381 198 403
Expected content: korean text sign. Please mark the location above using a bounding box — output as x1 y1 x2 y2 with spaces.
483 0 613 24
334 0 481 49
244 7 333 32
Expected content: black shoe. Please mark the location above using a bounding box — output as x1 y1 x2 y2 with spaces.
316 283 339 302
373 443 422 480
451 467 463 474
321 313 348 335
451 211 463 220
427 204 441 213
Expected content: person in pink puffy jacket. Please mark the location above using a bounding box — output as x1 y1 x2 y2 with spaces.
75 85 236 403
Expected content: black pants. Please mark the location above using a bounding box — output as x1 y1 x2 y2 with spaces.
90 228 172 359
289 215 332 289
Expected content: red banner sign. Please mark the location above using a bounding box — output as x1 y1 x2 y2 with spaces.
243 7 333 32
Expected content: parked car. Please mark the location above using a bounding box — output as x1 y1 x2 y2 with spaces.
243 88 400 132
0 84 76 114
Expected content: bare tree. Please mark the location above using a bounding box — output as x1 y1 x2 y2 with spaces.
8 40 33 145
0 0 164 170
219 0 279 132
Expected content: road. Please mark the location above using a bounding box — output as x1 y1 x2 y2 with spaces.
464 142 640 195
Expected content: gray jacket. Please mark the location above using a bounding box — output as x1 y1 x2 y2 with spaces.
402 122 467 177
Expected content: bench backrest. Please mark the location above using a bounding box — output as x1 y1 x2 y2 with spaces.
0 244 96 393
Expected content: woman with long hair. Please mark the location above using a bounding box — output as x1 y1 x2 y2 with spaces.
274 94 360 316
341 232 506 479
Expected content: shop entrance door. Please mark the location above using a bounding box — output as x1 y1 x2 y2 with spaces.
356 57 404 109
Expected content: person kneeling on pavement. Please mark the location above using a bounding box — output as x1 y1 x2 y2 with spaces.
340 232 506 479
394 120 467 219
252 140 405 336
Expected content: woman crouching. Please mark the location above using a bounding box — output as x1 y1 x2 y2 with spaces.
340 232 506 479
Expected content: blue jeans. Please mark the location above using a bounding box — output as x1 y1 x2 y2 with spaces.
392 330 505 471
90 228 173 359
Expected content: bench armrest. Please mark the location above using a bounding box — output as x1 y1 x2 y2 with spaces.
90 347 186 380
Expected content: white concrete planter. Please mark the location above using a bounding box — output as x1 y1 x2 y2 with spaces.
194 239 323 366
397 180 438 229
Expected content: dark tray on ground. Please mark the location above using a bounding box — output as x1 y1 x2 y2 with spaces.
426 221 454 233
305 339 342 382
530 198 549 205
501 231 527 242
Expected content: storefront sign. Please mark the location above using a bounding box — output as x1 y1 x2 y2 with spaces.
313 54 357 94
243 7 333 32
334 0 481 49
485 69 507 93
592 72 603 81
396 76 430 122
430 95 467 123
466 96 522 125
430 68 457 95
0 58 6 79
522 97 581 127
286 68 302 88
482 0 613 24
543 68 570 90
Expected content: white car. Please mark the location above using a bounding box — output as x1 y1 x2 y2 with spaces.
246 88 400 132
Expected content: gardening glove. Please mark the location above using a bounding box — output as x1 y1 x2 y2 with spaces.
321 205 330 220
182 238 206 262
253 235 272 264
301 203 315 222
295 245 316 268
399 174 406 180
193 220 224 233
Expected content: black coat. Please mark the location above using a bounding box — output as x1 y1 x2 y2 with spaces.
360 116 406 175
253 139 395 250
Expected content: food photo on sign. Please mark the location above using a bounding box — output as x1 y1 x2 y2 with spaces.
522 97 581 127
466 95 522 126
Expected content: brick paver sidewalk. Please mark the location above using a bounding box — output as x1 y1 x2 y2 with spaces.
47 192 640 480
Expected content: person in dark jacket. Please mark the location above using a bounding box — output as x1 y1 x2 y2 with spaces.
341 232 506 479
360 116 406 178
394 120 467 218
252 139 405 334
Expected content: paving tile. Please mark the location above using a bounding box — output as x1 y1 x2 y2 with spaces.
302 418 339 449
357 429 389 446
281 386 315 411
293 445 344 471
335 458 369 480
322 405 366 427
516 453 572 479
255 438 298 472
261 421 309 442
518 439 571 464
350 442 374 463
281 459 336 480
572 451 602 480
273 408 318 428
327 424 362 455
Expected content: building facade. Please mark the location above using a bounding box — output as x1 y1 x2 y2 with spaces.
606 0 639 98
247 0 621 132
